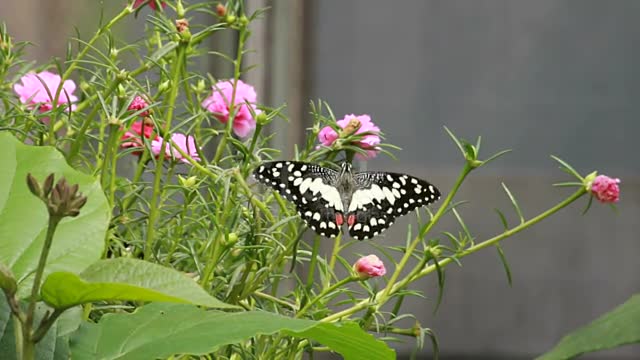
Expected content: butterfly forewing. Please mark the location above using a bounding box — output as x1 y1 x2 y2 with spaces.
348 171 441 239
253 161 343 237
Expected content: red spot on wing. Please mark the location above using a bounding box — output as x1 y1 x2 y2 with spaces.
347 214 356 227
335 213 344 226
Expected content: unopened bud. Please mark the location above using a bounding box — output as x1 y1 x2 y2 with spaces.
256 112 269 126
178 175 198 188
226 232 239 246
0 264 17 296
216 3 226 17
26 173 43 199
42 174 55 198
195 79 206 93
225 15 236 26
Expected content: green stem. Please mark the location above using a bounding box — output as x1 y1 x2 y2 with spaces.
377 164 471 304
144 44 186 260
408 187 587 284
321 187 587 323
25 216 61 329
328 233 342 273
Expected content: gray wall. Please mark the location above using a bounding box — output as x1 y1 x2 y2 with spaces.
307 0 640 358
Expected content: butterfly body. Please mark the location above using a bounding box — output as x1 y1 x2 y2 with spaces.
253 161 440 240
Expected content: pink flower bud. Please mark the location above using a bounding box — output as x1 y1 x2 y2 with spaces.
590 175 621 203
128 96 150 117
353 255 386 280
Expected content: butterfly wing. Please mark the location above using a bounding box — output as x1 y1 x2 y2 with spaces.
253 161 343 237
348 171 441 240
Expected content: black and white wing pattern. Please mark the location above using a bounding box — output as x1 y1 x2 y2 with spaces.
253 161 344 237
347 171 440 240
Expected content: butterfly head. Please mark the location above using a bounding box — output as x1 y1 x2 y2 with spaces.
339 162 353 177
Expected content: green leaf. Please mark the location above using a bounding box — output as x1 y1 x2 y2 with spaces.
0 132 110 298
41 258 238 309
0 296 82 360
501 182 525 224
537 294 640 360
70 302 394 360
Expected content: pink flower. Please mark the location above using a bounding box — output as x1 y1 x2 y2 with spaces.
128 96 150 117
133 0 166 10
590 175 621 203
353 255 386 280
151 133 200 164
121 120 158 154
13 71 78 112
201 79 260 138
317 114 381 159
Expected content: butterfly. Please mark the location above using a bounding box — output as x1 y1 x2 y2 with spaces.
253 161 441 240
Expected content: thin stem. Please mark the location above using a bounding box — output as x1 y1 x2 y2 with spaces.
328 233 342 273
25 216 61 331
320 187 587 323
377 164 471 304
408 187 587 284
144 44 186 260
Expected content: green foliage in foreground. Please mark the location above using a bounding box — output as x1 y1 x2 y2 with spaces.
70 302 394 360
538 294 640 360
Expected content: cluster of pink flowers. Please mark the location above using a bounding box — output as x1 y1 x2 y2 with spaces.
590 175 621 203
353 255 386 280
13 71 78 113
121 96 200 163
318 114 381 160
201 79 260 138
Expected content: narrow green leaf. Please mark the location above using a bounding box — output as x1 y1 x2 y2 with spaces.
582 195 594 215
494 208 509 230
481 149 512 166
537 294 640 360
552 181 583 188
451 208 473 245
495 244 513 287
501 182 525 224
41 258 238 309
443 126 465 158
432 257 445 314
70 303 395 360
550 155 583 181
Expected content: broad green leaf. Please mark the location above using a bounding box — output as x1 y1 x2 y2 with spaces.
0 132 110 298
537 294 640 360
70 303 395 360
0 296 82 360
41 258 238 309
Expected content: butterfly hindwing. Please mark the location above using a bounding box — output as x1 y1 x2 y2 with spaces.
253 161 343 237
347 171 441 239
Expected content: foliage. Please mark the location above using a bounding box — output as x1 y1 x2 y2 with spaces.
538 294 640 360
0 0 624 359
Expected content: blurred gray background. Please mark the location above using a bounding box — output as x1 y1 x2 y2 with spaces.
2 0 638 358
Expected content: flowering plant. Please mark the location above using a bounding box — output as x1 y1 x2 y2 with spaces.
0 1 627 359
